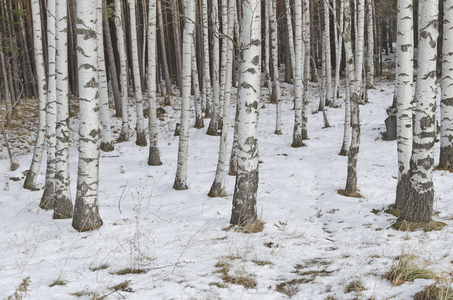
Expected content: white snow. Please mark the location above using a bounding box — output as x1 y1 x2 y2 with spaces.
1 77 453 300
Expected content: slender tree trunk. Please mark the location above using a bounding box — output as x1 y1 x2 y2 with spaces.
324 0 333 107
209 0 234 197
439 0 453 169
284 0 296 82
24 0 47 191
157 0 173 96
400 0 438 223
201 0 212 117
264 0 272 97
173 0 195 190
171 0 183 92
395 0 414 209
73 0 103 232
147 0 163 166
340 77 352 156
116 0 130 142
40 0 57 210
192 43 204 129
302 0 310 140
355 0 365 104
269 0 282 134
230 0 261 226
366 0 375 88
292 0 304 148
128 0 147 146
332 0 343 106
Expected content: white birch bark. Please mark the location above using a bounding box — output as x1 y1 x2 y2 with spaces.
340 76 352 156
219 0 228 116
395 0 413 209
53 0 73 219
115 0 129 142
302 0 310 139
97 0 114 152
292 0 304 148
173 0 195 190
40 0 57 210
439 0 453 169
264 0 272 97
231 0 260 226
343 0 361 194
147 0 162 166
207 0 220 135
401 0 438 223
73 0 103 232
284 0 296 82
366 0 375 88
355 0 365 103
201 0 212 116
332 0 343 106
128 0 147 146
269 0 282 134
192 42 204 129
209 0 234 197
24 0 47 191
323 0 333 106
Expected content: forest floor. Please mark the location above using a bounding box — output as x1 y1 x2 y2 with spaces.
1 76 453 300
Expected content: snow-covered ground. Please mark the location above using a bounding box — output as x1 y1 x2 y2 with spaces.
1 77 453 300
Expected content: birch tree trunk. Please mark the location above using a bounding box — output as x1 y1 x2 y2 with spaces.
73 0 103 232
53 0 73 219
355 0 365 104
395 0 413 209
201 0 212 117
439 0 453 169
332 0 343 106
323 0 333 107
157 0 173 96
302 0 310 140
147 0 163 166
40 0 57 210
209 0 234 197
366 0 375 89
400 0 438 223
24 0 47 191
207 0 220 136
269 0 282 134
116 0 130 142
264 0 272 97
340 77 352 156
128 0 147 146
284 0 296 82
97 0 114 152
230 0 261 226
173 0 195 190
219 0 228 117
292 0 304 148
192 43 204 129
343 0 361 194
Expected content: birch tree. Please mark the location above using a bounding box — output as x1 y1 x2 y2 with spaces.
400 0 438 223
53 0 73 219
173 0 195 190
292 0 304 148
332 0 343 106
97 0 114 152
24 0 47 191
209 0 234 197
395 0 413 209
73 0 103 231
355 0 365 103
207 0 220 136
40 0 57 210
264 0 272 96
147 0 162 166
439 0 453 169
192 43 204 129
115 0 130 142
343 0 361 194
128 0 147 146
366 0 375 89
230 0 261 226
323 0 333 106
201 0 212 117
284 0 296 81
302 0 310 139
269 0 282 134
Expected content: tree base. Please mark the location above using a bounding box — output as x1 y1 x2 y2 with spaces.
148 147 163 166
337 189 363 198
53 194 73 219
72 203 102 232
391 218 446 232
194 117 204 129
206 121 219 136
23 171 39 191
173 177 188 190
291 137 305 148
135 132 148 147
100 142 114 152
339 148 348 156
208 181 227 197
40 184 55 210
117 132 129 143
274 130 282 135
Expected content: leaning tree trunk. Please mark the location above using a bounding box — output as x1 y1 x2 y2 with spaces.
24 0 47 191
395 0 414 209
73 0 103 232
439 0 453 169
400 0 438 223
343 0 361 194
230 0 261 226
173 0 195 190
40 0 57 210
208 0 234 197
53 0 73 219
97 0 114 152
147 0 163 166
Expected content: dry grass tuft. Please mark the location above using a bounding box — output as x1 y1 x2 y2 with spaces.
345 278 366 293
337 189 363 198
236 219 265 234
276 278 310 296
383 254 436 286
413 277 453 300
221 274 257 289
6 277 30 300
384 205 401 218
109 280 133 292
391 219 447 232
113 268 147 275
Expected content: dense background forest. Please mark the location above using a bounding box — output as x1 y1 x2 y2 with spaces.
2 0 453 299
